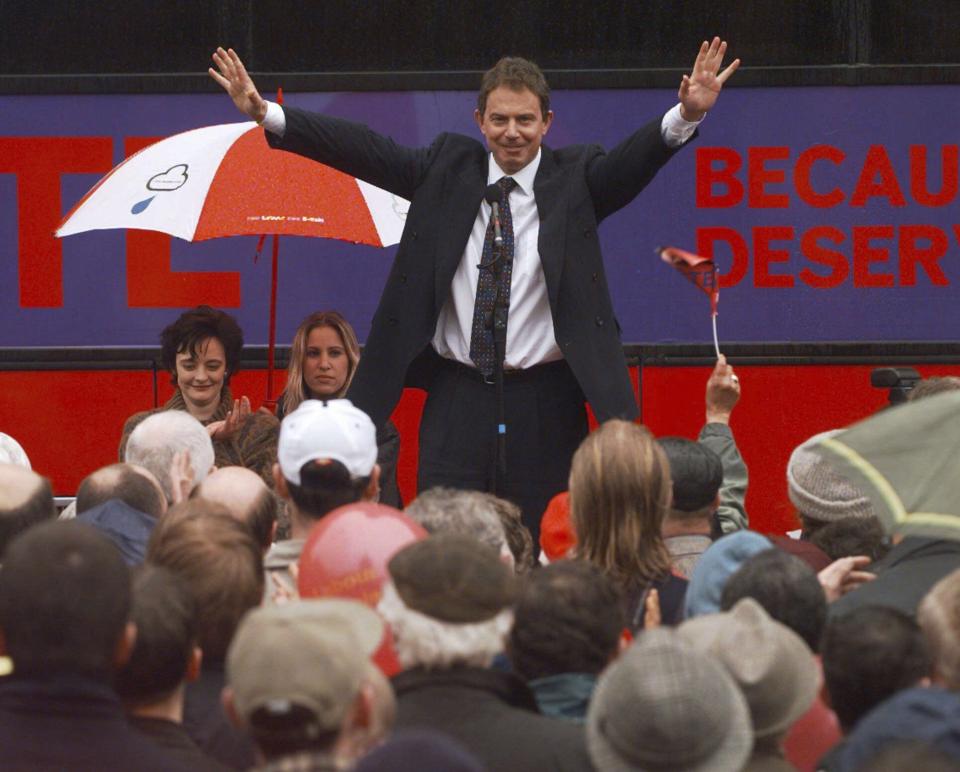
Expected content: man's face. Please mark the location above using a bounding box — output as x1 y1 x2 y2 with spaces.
475 85 553 175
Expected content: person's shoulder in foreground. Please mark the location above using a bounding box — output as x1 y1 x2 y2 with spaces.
0 520 191 771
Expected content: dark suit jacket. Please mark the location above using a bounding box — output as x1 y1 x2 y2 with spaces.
268 107 688 429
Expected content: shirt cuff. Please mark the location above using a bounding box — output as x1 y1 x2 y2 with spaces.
260 101 286 137
660 103 701 148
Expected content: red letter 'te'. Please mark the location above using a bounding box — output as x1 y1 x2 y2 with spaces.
0 137 113 307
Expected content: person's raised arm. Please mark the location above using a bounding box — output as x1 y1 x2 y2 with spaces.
699 355 749 533
678 37 740 122
587 37 739 220
209 47 268 123
209 46 431 201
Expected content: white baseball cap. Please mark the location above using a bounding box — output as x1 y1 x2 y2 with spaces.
278 399 377 485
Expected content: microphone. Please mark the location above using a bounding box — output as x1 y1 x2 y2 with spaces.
484 184 503 249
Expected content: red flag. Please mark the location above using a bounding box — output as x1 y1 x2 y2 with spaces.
658 246 719 316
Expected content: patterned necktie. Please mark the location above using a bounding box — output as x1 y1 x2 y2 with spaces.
469 176 518 377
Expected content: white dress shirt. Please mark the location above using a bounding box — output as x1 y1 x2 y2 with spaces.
260 101 700 369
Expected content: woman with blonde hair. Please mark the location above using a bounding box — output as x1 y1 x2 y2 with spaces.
277 310 401 506
568 420 687 628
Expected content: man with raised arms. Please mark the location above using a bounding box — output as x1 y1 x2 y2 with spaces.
210 41 738 537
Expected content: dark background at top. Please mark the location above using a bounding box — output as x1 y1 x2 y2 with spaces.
2 0 958 92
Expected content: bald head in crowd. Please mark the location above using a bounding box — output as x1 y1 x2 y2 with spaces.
0 464 56 559
76 463 167 519
0 433 31 468
195 466 277 551
123 411 215 504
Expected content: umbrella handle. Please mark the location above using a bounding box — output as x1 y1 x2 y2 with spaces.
267 234 279 402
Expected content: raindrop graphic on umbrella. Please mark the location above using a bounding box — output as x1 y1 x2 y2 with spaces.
131 164 190 214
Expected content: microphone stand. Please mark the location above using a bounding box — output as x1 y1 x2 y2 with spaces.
488 239 509 495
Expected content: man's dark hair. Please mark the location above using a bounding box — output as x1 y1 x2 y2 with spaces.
483 493 535 573
246 487 279 550
76 463 166 519
799 514 830 540
147 501 263 661
116 564 198 707
0 473 55 558
508 560 624 680
0 520 130 677
286 460 368 521
159 304 244 386
811 516 890 563
250 706 340 759
720 548 827 652
821 606 930 733
478 57 550 119
658 437 723 516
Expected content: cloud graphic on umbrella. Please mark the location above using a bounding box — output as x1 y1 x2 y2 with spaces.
132 164 190 214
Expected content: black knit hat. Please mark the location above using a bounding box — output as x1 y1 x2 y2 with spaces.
659 437 723 512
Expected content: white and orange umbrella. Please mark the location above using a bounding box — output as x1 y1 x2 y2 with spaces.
56 120 407 246
56 119 409 403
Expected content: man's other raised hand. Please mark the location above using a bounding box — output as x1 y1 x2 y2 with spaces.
209 47 268 123
678 37 740 122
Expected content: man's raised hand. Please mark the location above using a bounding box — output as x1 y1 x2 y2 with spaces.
209 47 267 123
678 37 740 122
705 354 741 425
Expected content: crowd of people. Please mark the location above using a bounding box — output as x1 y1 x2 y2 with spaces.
2 302 960 771
5 37 960 772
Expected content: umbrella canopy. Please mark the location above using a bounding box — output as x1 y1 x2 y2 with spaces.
56 121 408 246
56 119 411 404
816 391 960 540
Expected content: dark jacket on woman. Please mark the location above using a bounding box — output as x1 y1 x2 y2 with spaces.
623 572 689 630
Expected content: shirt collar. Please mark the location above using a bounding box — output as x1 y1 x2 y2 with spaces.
487 148 541 194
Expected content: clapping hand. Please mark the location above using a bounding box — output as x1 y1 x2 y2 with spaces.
168 450 194 506
207 395 251 442
679 37 740 122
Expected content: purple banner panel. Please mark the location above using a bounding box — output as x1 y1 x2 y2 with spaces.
1 85 958 348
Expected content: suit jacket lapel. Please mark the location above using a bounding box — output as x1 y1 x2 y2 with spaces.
533 146 564 310
434 160 487 309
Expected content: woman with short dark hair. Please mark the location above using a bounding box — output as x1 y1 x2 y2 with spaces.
119 305 279 488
